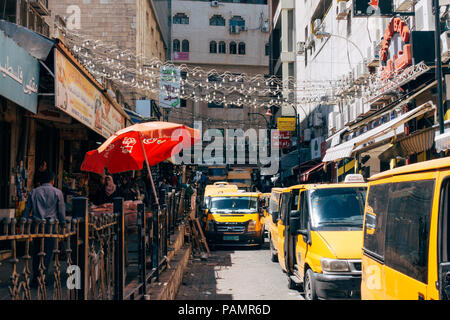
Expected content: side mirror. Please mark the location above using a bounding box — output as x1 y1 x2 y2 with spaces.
298 222 312 245
271 211 279 223
289 210 301 235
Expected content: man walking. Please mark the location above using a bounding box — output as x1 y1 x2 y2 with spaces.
23 171 66 287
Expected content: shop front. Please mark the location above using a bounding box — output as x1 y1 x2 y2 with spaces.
323 16 446 179
0 24 43 214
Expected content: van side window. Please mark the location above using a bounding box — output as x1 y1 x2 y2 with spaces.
385 180 435 284
440 179 450 263
280 193 291 224
299 191 309 230
292 191 299 211
364 184 390 260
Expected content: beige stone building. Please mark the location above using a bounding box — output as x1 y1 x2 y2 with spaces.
166 0 270 133
48 0 169 109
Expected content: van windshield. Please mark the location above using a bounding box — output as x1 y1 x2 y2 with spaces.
309 187 366 229
210 197 258 213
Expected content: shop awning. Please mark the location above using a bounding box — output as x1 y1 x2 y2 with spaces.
0 20 54 60
300 162 324 182
322 101 436 162
435 130 450 153
397 126 435 156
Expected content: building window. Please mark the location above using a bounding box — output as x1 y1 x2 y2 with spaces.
210 15 225 26
173 13 189 25
180 99 187 108
182 39 190 52
238 42 246 55
208 102 224 108
265 43 270 56
229 41 237 54
218 41 226 54
228 104 243 109
210 41 217 54
173 39 180 52
229 16 245 28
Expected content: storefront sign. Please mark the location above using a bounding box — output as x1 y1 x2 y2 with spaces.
311 137 324 160
0 30 39 113
279 131 292 149
277 117 296 131
173 52 189 61
159 66 181 108
353 0 394 17
380 17 411 80
55 49 125 138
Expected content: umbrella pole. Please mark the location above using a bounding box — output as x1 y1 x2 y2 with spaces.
139 134 160 206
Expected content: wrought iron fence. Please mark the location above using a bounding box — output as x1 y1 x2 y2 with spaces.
0 189 192 300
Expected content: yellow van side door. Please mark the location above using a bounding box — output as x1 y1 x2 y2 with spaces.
382 173 436 300
277 192 291 272
294 190 309 281
433 170 450 300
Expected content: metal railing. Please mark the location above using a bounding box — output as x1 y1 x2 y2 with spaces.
0 189 193 300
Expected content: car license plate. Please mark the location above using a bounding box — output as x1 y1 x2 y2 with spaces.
223 235 239 241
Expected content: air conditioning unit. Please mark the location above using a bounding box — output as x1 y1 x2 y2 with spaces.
355 98 364 118
363 101 378 114
356 60 370 80
230 25 239 34
313 19 323 33
441 31 450 62
313 112 323 127
367 41 380 67
349 102 356 122
297 41 306 55
336 1 348 20
346 71 354 85
308 114 314 127
343 105 350 125
394 0 415 11
211 0 219 7
328 111 339 131
303 128 312 141
337 113 345 131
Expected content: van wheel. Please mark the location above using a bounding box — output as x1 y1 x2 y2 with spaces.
288 277 297 290
269 239 278 262
304 269 317 300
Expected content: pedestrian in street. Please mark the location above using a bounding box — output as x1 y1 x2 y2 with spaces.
92 175 118 205
34 160 48 187
23 171 66 288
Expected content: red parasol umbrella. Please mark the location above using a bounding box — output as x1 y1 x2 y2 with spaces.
81 121 201 206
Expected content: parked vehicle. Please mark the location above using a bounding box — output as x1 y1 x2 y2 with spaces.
267 188 287 262
361 158 450 300
204 192 265 248
277 176 367 299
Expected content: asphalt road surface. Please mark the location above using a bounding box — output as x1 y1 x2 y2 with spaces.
175 238 304 300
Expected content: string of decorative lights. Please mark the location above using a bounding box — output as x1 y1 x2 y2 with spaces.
59 26 414 113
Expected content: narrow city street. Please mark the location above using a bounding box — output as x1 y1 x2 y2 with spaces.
176 238 304 300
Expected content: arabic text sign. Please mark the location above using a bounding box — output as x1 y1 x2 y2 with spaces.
0 30 39 113
277 117 296 131
159 66 180 108
55 50 125 138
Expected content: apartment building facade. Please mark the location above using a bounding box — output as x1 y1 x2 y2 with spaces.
167 0 270 134
296 0 450 182
48 0 169 110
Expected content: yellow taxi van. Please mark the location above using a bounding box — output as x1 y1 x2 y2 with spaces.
204 192 265 248
267 188 287 262
361 157 450 300
276 175 367 299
